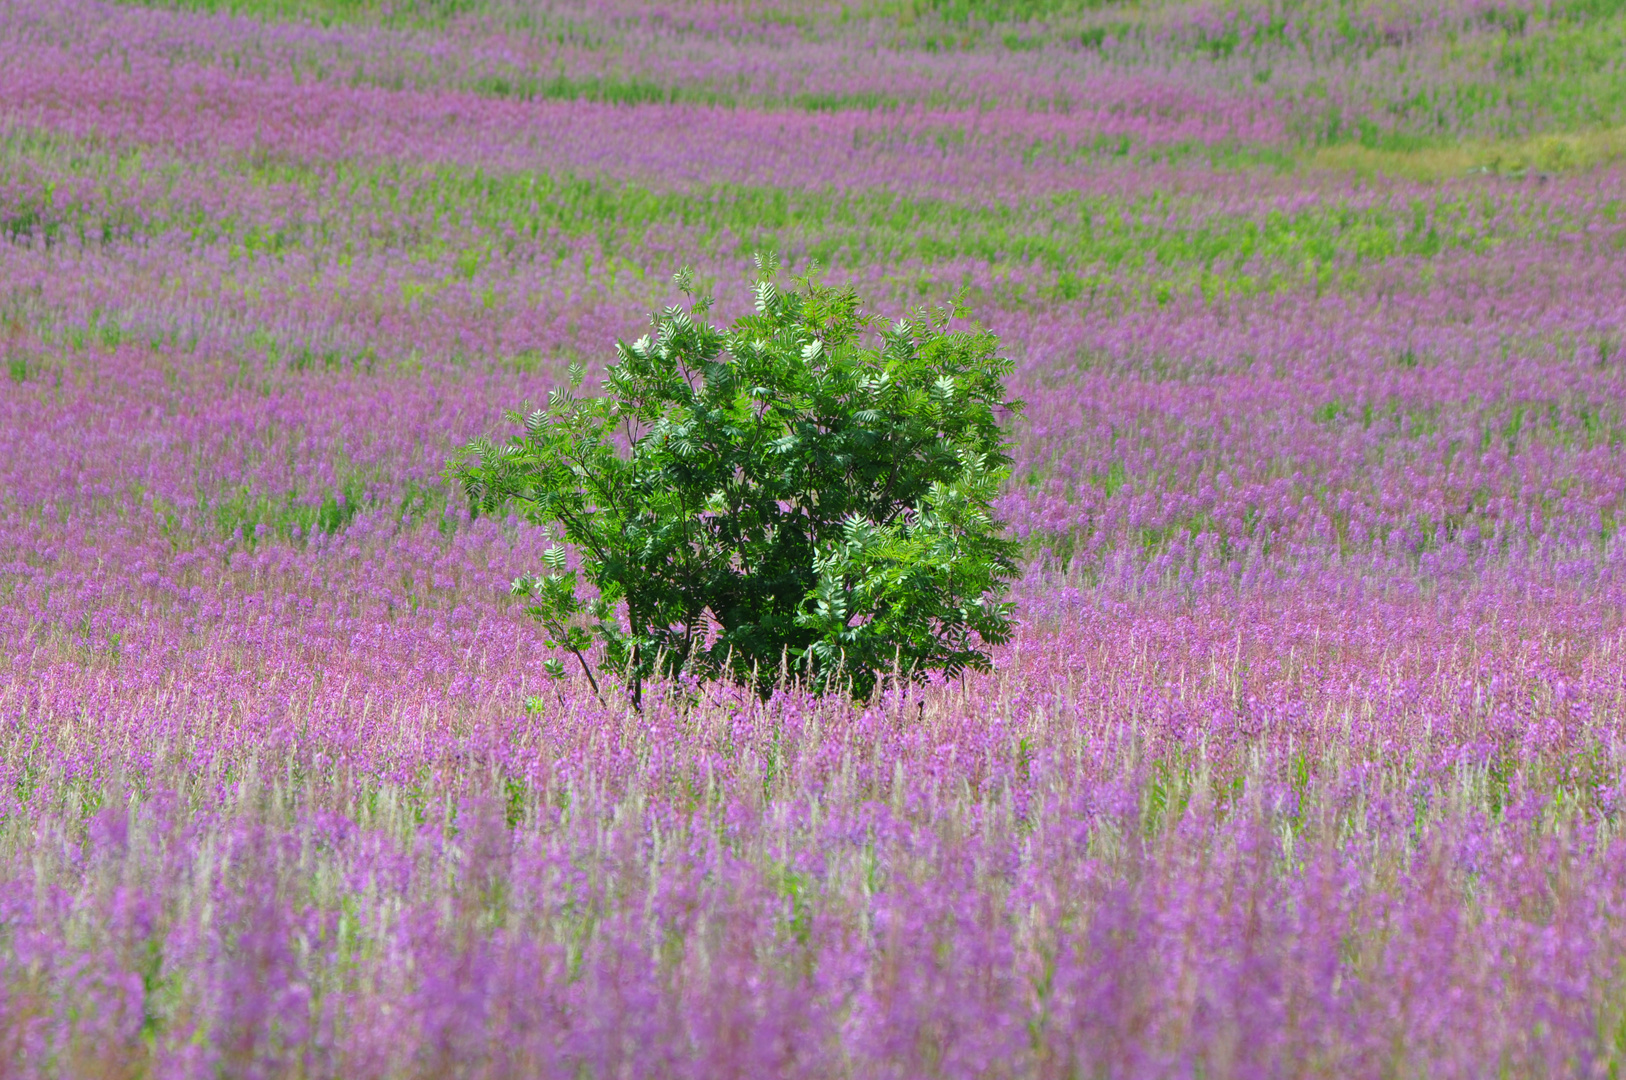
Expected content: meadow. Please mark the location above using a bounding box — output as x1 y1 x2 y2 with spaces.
2 0 1626 1075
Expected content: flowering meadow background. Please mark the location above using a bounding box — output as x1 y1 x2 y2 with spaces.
2 0 1626 1075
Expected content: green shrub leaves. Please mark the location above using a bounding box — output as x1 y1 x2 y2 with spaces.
453 260 1022 702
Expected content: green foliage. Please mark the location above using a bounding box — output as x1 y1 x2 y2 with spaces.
453 259 1022 702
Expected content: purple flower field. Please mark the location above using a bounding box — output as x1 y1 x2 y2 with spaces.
2 0 1626 1075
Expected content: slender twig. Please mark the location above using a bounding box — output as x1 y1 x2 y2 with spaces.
567 644 603 704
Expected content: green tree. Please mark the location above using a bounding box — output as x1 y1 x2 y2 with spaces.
453 257 1022 704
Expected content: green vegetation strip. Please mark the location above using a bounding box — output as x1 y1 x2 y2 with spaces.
2 131 1599 303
